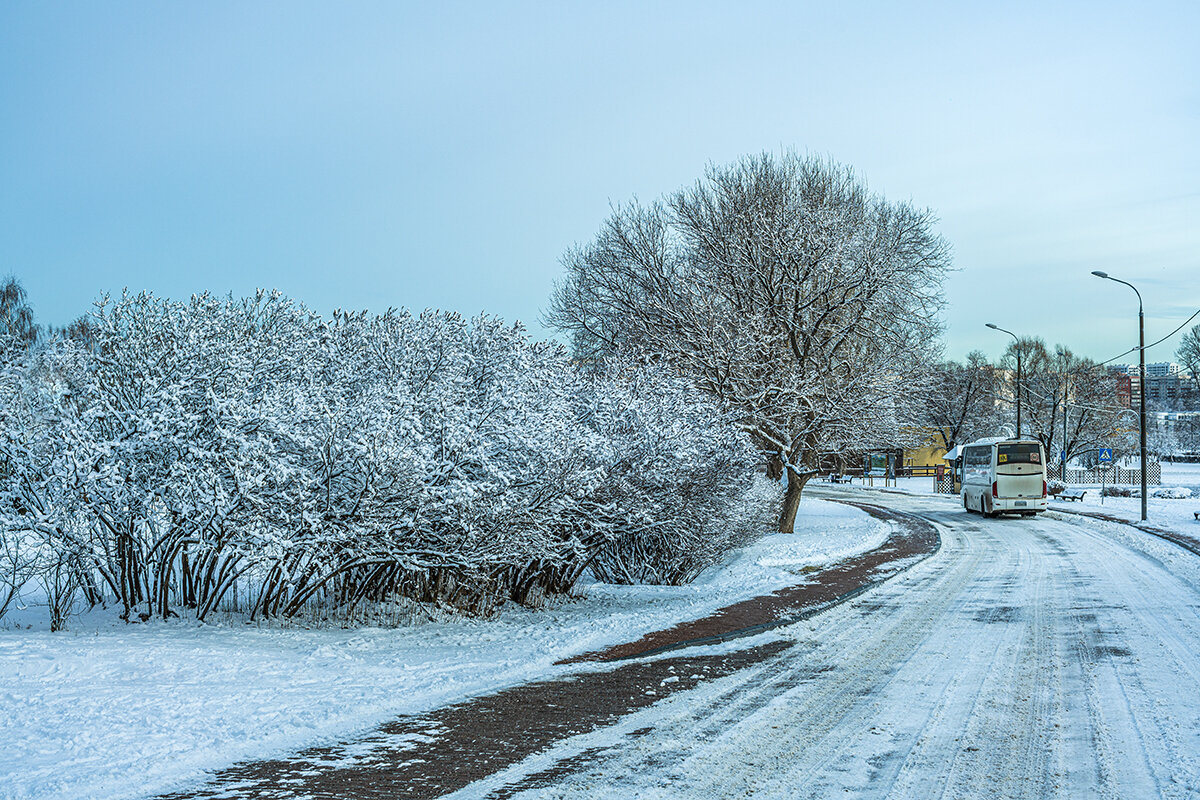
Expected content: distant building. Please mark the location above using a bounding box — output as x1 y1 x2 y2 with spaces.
1106 363 1197 409
1146 362 1183 377
1152 411 1200 458
1145 372 1198 405
902 429 948 469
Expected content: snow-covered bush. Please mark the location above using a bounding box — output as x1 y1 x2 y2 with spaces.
0 291 761 627
1142 487 1193 499
1047 480 1066 496
1105 486 1193 499
585 362 759 585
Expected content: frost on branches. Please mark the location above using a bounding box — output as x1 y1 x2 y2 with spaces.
548 153 951 531
0 291 759 629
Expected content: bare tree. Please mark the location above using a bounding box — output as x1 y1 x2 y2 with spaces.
999 338 1124 463
1177 323 1200 399
921 351 1002 451
0 277 38 351
547 153 951 531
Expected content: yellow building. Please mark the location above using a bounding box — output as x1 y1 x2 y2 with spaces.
901 427 949 469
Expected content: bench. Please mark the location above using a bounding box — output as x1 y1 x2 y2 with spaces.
828 473 854 484
1054 488 1087 502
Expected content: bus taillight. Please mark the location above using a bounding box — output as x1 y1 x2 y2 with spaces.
992 481 998 498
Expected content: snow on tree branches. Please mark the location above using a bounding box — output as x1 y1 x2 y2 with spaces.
0 291 758 629
547 153 951 531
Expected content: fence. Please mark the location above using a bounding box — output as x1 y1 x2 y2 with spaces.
901 465 941 478
1046 461 1161 486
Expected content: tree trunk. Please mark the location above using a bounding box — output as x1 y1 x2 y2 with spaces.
766 453 785 481
778 467 813 533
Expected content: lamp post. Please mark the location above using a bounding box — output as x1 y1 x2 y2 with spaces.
1092 270 1148 522
986 323 1022 438
1062 369 1069 484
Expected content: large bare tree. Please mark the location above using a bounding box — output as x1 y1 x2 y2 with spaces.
547 153 951 531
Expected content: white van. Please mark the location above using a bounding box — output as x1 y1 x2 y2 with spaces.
961 437 1047 517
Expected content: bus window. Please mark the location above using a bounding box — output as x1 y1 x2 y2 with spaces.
998 442 1041 464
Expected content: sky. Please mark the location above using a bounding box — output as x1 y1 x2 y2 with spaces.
1 1 1197 366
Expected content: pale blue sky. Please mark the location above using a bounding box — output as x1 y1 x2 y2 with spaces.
1 1 1197 365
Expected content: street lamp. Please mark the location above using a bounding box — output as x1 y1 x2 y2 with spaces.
1062 368 1069 483
1092 270 1148 522
986 323 1022 438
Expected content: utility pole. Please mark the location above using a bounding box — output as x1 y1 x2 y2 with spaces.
1062 369 1069 484
1092 271 1148 521
986 323 1022 438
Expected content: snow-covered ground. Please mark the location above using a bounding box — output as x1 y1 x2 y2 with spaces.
482 489 1200 799
1056 461 1200 529
0 499 889 800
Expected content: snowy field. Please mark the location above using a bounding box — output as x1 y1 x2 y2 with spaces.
0 499 889 800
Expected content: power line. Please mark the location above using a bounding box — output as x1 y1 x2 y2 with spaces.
1099 305 1200 367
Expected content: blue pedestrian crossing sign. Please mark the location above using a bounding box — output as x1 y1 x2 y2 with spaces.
1099 447 1114 463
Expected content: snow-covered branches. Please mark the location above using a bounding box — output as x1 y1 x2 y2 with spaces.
1177 324 1200 397
0 291 759 628
547 153 951 531
997 338 1125 462
920 352 1003 451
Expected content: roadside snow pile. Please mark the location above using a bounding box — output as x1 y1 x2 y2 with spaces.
1106 486 1194 499
751 501 891 574
0 498 886 800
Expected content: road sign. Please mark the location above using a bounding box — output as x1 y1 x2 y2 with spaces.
1099 447 1113 463
1060 450 1066 462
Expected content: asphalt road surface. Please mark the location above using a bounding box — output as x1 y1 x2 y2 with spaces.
461 488 1200 799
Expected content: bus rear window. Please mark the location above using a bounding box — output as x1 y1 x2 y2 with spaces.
998 443 1041 464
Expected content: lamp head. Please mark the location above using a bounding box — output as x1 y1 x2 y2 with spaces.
1091 270 1109 279
985 323 998 330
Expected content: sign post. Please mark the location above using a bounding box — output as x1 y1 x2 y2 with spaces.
1099 448 1113 504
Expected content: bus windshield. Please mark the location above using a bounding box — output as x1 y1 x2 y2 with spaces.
997 443 1041 464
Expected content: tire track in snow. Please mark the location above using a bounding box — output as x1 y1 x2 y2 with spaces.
497 495 1200 800
1058 518 1200 797
497 514 982 799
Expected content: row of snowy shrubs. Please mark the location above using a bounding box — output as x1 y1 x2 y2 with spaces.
1050 481 1193 500
1100 486 1194 499
0 291 761 629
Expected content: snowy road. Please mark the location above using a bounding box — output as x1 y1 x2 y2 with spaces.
480 491 1200 799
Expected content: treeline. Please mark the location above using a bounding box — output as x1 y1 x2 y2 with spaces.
921 345 1131 462
0 291 759 629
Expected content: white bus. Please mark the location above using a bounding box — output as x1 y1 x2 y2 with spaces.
961 437 1048 517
